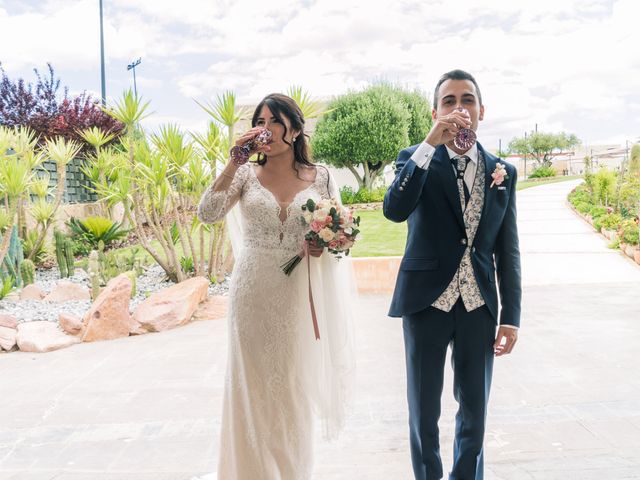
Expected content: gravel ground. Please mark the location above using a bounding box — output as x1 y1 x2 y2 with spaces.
0 265 229 324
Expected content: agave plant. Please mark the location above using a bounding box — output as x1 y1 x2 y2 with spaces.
66 216 129 248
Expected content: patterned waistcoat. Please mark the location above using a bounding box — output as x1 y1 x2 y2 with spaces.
431 153 486 313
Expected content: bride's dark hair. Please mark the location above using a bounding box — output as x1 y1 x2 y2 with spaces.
251 93 314 169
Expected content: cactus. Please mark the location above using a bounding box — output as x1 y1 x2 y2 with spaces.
88 250 101 299
54 229 68 278
64 237 75 277
20 259 35 286
124 270 137 298
1 226 23 287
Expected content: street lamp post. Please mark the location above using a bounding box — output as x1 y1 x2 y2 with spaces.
127 58 142 97
99 0 106 106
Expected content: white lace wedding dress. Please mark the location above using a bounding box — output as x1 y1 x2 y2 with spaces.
197 164 354 480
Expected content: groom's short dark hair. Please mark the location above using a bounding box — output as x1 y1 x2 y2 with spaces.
433 69 483 110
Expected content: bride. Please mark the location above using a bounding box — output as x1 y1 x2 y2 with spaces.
197 93 355 479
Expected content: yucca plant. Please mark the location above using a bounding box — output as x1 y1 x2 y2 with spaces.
0 145 35 268
29 173 53 199
78 126 118 217
191 121 226 169
287 85 326 119
195 90 246 145
26 136 82 261
21 230 48 265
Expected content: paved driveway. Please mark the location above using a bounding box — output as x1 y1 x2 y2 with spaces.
1 179 639 480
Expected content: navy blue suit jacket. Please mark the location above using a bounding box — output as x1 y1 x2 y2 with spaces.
383 143 522 327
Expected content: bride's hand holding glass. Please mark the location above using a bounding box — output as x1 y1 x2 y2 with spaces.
230 127 272 165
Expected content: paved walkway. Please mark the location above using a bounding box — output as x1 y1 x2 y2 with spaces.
1 180 639 480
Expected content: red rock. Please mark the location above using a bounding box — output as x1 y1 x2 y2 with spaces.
192 295 228 321
131 277 209 333
81 274 132 342
16 321 81 353
0 314 18 329
44 280 91 302
19 284 46 300
0 325 17 351
59 313 84 336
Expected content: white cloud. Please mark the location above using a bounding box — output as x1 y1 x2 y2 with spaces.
1 0 638 151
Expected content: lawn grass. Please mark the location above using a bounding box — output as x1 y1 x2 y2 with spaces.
516 175 581 191
100 176 582 264
349 209 406 257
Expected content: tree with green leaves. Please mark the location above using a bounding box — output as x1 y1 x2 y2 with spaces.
312 84 431 190
629 143 640 177
508 131 580 170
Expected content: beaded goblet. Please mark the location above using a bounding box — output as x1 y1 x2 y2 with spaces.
230 129 273 165
453 107 476 150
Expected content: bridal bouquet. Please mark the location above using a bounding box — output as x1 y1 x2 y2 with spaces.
281 198 361 275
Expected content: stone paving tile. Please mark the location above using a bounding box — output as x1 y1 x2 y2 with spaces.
1 180 639 479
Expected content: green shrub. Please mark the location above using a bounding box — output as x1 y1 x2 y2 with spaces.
619 219 639 245
593 168 617 206
589 205 608 219
575 201 592 215
340 186 386 204
529 165 556 178
598 213 623 231
568 185 592 206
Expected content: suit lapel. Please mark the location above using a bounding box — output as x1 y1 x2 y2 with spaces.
431 145 465 230
478 143 497 234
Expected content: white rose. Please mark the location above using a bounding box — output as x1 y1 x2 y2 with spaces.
313 208 329 221
319 227 335 242
303 211 313 223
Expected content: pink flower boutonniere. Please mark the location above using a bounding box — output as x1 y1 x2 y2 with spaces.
490 163 509 188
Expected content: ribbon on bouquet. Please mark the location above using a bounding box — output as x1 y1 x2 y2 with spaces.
302 242 321 340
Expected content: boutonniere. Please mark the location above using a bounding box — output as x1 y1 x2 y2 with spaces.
490 163 509 188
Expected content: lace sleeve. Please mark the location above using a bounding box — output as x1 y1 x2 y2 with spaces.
320 166 342 206
197 164 249 224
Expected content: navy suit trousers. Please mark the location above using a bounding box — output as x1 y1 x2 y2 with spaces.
403 300 496 480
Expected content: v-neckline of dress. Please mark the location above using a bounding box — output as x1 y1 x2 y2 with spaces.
249 165 318 224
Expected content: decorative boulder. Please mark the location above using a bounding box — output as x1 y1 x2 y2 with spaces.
59 313 84 336
0 314 18 351
16 321 81 353
131 277 209 333
81 274 132 342
20 284 46 301
44 280 90 302
192 295 228 322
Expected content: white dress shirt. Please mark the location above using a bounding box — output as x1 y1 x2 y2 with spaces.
409 142 518 331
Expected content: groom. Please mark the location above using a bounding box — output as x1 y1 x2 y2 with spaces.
383 69 521 480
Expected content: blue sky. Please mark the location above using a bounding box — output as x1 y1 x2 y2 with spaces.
1 0 638 152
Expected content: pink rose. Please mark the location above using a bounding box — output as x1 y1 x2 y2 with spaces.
310 220 324 232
